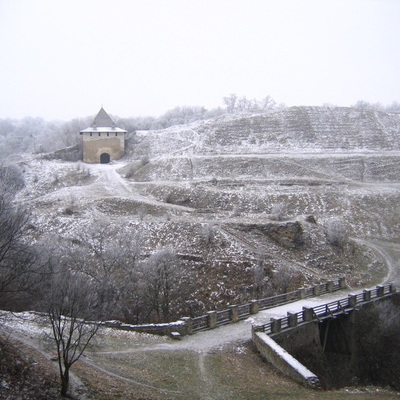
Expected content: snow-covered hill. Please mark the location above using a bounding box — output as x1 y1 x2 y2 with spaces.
15 106 400 313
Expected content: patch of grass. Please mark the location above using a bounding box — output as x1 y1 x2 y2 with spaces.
81 339 400 400
0 333 60 399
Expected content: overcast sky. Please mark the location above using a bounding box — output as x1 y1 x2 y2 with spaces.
0 0 399 121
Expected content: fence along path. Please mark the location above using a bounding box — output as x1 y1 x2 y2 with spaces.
104 278 347 336
185 277 346 335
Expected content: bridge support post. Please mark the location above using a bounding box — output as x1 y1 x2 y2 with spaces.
348 294 357 308
287 312 298 327
389 283 396 293
250 300 259 314
327 281 334 293
363 289 371 302
207 311 218 329
180 317 193 335
229 305 239 322
377 285 385 297
339 277 347 289
313 284 320 296
299 288 306 299
271 318 281 334
303 307 314 321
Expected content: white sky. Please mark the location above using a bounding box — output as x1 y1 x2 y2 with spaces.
0 0 399 120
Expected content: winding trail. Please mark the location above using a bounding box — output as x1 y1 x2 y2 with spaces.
353 238 400 285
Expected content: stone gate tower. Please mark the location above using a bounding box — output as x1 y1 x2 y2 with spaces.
79 107 127 163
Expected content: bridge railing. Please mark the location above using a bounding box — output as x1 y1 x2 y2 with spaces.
185 277 347 333
254 283 396 336
101 277 348 336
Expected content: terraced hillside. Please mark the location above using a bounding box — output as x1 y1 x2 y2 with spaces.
17 106 400 317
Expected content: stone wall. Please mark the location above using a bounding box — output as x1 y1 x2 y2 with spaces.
252 329 320 388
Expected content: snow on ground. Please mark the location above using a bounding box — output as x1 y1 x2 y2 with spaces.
0 287 369 355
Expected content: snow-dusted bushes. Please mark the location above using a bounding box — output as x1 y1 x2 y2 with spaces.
325 219 348 248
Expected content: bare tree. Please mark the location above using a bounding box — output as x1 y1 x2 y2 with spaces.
143 248 184 323
260 95 276 110
223 93 238 114
44 265 105 396
65 219 141 314
0 172 42 310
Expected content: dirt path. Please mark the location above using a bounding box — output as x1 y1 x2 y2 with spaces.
354 238 400 285
84 162 195 214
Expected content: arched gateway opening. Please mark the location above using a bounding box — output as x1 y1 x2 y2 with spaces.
100 153 110 164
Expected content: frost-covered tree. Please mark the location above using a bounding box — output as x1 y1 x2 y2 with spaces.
0 167 41 310
143 248 185 323
325 218 348 248
223 93 238 114
65 219 141 317
270 202 287 221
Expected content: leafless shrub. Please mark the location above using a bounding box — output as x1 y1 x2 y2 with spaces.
270 202 287 221
210 177 218 186
165 192 174 204
52 174 59 186
203 223 214 246
271 265 302 294
83 168 91 178
141 155 150 166
125 164 136 179
232 205 242 217
325 218 348 247
138 205 146 221
63 195 78 215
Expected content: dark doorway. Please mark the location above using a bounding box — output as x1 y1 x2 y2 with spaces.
100 153 110 164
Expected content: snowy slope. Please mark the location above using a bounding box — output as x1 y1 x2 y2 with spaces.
14 106 400 312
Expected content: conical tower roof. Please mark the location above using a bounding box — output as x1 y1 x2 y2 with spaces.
91 107 115 128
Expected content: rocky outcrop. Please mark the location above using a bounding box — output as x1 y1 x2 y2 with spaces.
230 221 305 249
